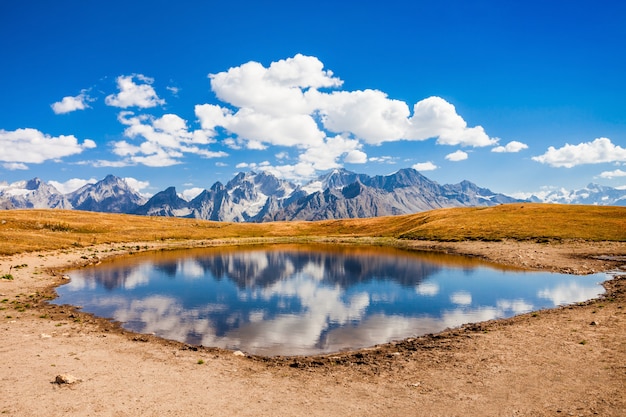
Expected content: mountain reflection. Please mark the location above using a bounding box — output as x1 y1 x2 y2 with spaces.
82 248 443 291
56 245 606 356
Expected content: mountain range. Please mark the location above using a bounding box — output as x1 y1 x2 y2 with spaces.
1 168 624 221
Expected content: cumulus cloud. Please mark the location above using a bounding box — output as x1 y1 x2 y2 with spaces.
407 97 496 147
49 178 97 194
105 74 165 108
123 177 151 195
111 111 227 167
412 161 438 171
51 90 94 114
181 187 204 201
532 137 626 168
209 54 342 115
344 150 368 164
491 140 529 153
598 169 626 179
2 162 28 170
445 150 468 161
196 54 498 180
0 128 96 165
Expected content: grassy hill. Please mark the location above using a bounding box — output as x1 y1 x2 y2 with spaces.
0 203 625 255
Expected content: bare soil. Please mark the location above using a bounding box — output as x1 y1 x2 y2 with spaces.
1 239 625 417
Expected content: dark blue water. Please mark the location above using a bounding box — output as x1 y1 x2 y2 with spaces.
53 244 607 356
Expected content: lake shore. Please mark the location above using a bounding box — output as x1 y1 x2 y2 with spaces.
1 238 625 416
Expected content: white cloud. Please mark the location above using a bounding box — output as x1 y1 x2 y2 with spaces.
123 177 151 194
532 137 626 168
412 161 438 171
111 111 227 167
344 149 368 164
236 161 271 170
298 135 363 171
195 104 325 149
105 74 165 108
84 159 132 168
182 187 204 201
598 168 626 179
0 128 96 165
445 150 468 161
236 136 364 182
369 156 397 164
49 178 97 194
166 86 180 96
491 140 529 153
2 162 28 170
314 89 411 144
209 54 342 115
408 97 497 147
51 90 94 114
196 55 499 181
215 161 228 167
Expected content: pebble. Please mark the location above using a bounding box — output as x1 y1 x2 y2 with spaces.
233 350 245 357
55 374 81 385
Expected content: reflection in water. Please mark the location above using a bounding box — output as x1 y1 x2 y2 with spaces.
54 244 607 356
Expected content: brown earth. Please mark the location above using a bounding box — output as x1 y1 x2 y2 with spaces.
1 239 625 416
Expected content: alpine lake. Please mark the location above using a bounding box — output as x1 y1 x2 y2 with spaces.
53 244 608 356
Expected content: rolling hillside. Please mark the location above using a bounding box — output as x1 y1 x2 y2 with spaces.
1 203 625 256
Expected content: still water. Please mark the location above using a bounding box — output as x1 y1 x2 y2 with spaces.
53 244 607 356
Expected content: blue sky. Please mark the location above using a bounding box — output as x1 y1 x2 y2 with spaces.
1 0 625 199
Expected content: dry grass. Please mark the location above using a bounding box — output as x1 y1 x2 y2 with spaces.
0 203 624 255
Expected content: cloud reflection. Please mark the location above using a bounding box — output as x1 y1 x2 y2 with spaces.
56 246 606 355
538 281 603 306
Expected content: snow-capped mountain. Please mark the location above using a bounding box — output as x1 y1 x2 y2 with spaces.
0 175 145 213
0 178 71 209
163 171 300 222
68 174 147 213
531 183 626 206
1 169 523 221
134 186 190 217
261 168 519 221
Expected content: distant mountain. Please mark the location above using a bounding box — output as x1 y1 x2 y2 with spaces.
531 183 626 206
0 178 71 209
134 186 190 217
0 175 145 213
0 169 523 221
166 171 300 222
261 168 519 221
69 174 147 213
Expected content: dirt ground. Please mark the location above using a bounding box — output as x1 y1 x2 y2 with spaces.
1 239 625 417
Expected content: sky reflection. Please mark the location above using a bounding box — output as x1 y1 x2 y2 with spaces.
54 245 607 356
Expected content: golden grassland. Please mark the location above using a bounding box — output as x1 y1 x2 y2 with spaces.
0 203 625 256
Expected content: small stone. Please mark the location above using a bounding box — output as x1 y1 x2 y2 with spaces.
40 333 52 339
62 275 70 280
55 374 80 385
233 350 245 357
590 321 599 326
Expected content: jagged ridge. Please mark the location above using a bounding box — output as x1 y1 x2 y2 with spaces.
0 168 533 221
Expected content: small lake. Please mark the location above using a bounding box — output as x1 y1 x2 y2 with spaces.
53 244 607 356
